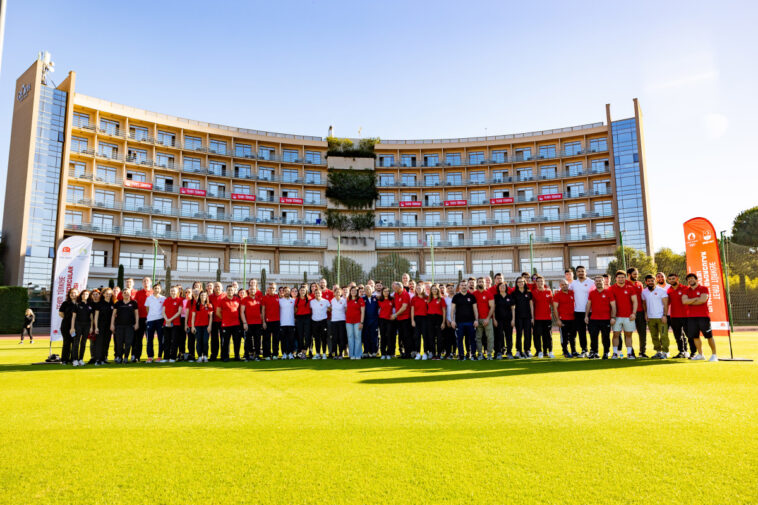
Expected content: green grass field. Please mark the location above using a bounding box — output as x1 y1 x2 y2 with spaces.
1 333 757 505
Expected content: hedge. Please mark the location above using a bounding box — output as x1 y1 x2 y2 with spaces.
0 286 29 334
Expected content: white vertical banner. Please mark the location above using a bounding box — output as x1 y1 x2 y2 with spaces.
50 236 93 341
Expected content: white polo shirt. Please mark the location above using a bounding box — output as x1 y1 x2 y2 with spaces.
309 298 330 322
641 287 668 319
145 295 166 322
278 297 295 326
330 297 347 322
569 278 595 312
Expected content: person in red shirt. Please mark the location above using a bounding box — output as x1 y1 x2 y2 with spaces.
410 284 429 360
391 282 412 359
584 276 616 358
531 275 554 358
161 285 182 362
627 267 649 358
377 287 395 359
487 273 503 297
208 282 225 361
128 277 152 362
472 277 495 359
216 285 241 362
553 279 577 357
426 285 447 360
191 291 214 362
240 288 263 361
345 286 365 359
609 270 639 359
666 273 693 358
294 286 312 358
682 273 718 361
261 283 280 360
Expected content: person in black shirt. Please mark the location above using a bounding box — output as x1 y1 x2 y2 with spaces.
450 280 479 360
511 277 534 358
20 309 35 344
111 289 140 363
84 290 102 364
493 283 514 359
57 289 79 364
70 290 93 367
93 287 115 365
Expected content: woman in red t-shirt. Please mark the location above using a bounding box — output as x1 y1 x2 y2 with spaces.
191 291 214 362
162 286 183 362
240 288 263 361
410 284 429 360
294 286 312 358
426 285 447 360
377 287 395 359
345 286 365 360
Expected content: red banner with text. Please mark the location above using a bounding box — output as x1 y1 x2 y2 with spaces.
683 217 730 336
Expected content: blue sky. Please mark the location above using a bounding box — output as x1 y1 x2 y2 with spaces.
1 0 755 252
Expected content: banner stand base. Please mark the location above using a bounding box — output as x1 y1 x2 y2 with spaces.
717 357 753 362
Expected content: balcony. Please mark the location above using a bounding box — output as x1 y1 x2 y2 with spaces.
374 146 609 168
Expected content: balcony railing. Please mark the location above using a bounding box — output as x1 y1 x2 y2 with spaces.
375 147 608 168
375 231 615 249
374 210 614 228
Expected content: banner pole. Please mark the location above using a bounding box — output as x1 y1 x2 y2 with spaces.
619 230 627 272
337 236 341 287
720 231 735 359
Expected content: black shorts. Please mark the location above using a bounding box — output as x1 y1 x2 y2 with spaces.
687 317 713 340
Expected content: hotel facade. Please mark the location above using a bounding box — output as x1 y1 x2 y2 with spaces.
3 57 652 294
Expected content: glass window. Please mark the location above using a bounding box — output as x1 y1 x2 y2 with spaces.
177 255 219 272
401 174 416 186
540 165 557 179
99 118 119 135
67 185 84 202
423 154 439 167
472 258 512 274
538 145 556 158
185 136 203 150
491 150 507 163
91 250 108 268
283 149 299 162
305 151 321 164
471 230 487 245
589 137 607 152
305 171 321 184
65 210 83 225
279 260 319 275
130 125 149 141
235 144 252 158
121 252 164 270
446 172 462 185
445 153 461 166
234 164 251 179
209 139 227 154
470 171 485 183
469 152 484 165
564 141 581 156
401 155 416 167
282 169 298 182
379 155 394 167
514 148 532 161
73 112 89 127
96 165 117 183
157 131 175 147
379 232 395 246
71 136 88 153
258 146 275 160
571 255 590 267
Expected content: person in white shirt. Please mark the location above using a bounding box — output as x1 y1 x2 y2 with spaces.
655 272 671 291
278 287 296 359
330 288 347 359
569 265 595 357
309 289 330 359
443 284 455 359
144 284 166 363
641 274 670 359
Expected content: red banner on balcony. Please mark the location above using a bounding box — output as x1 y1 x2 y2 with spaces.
489 197 514 205
399 201 422 207
538 193 563 202
124 180 153 190
181 187 206 196
280 197 303 204
444 199 467 207
231 193 256 201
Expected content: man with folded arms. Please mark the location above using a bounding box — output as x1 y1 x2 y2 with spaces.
641 274 669 359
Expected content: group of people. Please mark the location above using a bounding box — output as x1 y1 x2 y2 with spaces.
54 265 719 366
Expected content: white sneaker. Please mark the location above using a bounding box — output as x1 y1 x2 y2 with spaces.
548 352 555 359
79 360 85 366
321 353 327 359
421 353 427 360
627 354 636 360
289 353 294 359
312 354 319 360
169 359 175 363
537 352 544 358
72 361 79 367
691 353 705 361
684 351 690 358
709 354 719 362
611 353 619 359
414 354 421 360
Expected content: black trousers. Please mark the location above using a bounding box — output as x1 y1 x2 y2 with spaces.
312 320 328 354
442 325 456 356
574 312 588 352
164 324 183 360
60 328 75 363
635 311 647 353
588 319 611 354
670 317 692 354
280 325 296 355
494 316 513 355
330 321 346 355
362 319 379 354
245 324 262 358
379 318 395 357
132 318 146 360
95 328 112 362
413 315 427 354
560 319 577 354
185 322 196 359
534 319 552 353
396 318 412 357
75 321 90 361
295 315 311 354
221 325 243 359
113 325 135 360
210 321 222 360
263 321 279 357
426 314 443 356
514 316 532 354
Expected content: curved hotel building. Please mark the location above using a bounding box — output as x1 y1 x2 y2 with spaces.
3 56 652 292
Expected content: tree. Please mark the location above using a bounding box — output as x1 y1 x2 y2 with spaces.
606 246 656 277
321 256 366 287
216 268 221 282
108 278 115 289
260 268 267 288
117 264 125 289
303 271 308 286
654 247 686 278
731 206 758 246
368 254 411 286
165 267 172 289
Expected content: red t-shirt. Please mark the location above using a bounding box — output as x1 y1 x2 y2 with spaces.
218 298 240 327
589 289 615 320
133 288 152 318
393 290 411 320
667 285 689 318
427 297 446 316
553 290 575 321
262 294 280 322
240 296 262 324
295 297 311 316
193 303 214 327
248 290 263 301
163 297 182 324
532 288 553 320
209 293 225 322
346 297 365 324
610 283 636 318
321 289 334 302
632 281 644 312
686 285 710 318
487 285 498 298
473 290 492 319
411 296 428 316
378 299 393 319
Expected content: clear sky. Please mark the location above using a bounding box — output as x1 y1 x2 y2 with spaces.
1 0 756 252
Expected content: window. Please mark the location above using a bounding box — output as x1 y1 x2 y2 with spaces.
281 188 298 199
471 230 487 245
71 136 88 153
67 186 84 202
473 259 512 275
283 149 299 162
209 161 226 176
96 165 117 183
207 225 224 240
155 153 174 168
258 168 273 181
591 159 610 173
156 176 176 190
177 256 219 272
491 150 507 163
70 161 86 178
99 118 119 135
424 193 440 206
445 153 461 166
538 145 556 158
401 174 416 186
379 213 395 226
493 188 510 199
593 180 610 194
594 201 612 216
232 227 249 242
233 206 251 220
564 141 581 155
470 171 485 183
519 208 535 221
401 155 416 167
424 174 440 186
446 172 462 185
544 226 561 241
517 188 534 201
379 155 394 167
596 256 614 270
208 183 226 197
517 167 533 181
569 224 588 239
208 204 225 218
379 174 394 187
519 227 536 241
571 255 590 267
209 139 226 154
230 258 269 274
122 217 143 233
234 164 251 179
73 112 89 127
184 157 202 171
305 171 321 184
495 228 512 243
130 125 149 142
493 209 511 223
282 169 298 182
447 191 463 200
127 148 147 164
180 223 200 239
566 162 583 176
448 231 465 245
589 137 608 152
379 232 395 246
92 213 114 231
400 192 417 202
305 190 320 204
305 151 321 164
543 206 560 220
121 252 164 271
258 146 275 160
153 197 173 213
469 151 484 164
235 144 252 158
280 260 320 275
540 166 557 179
425 232 441 245
185 136 203 150
98 142 118 159
471 210 486 225
91 250 108 268
514 148 532 161
379 193 394 206
448 212 463 225
521 257 563 273
401 213 417 226
94 190 115 207
305 211 321 224
428 260 465 275
541 185 559 195
182 201 201 216
157 131 175 147
257 208 274 221
424 154 439 167
65 210 83 225
567 183 584 197
595 222 614 236
305 231 321 244
257 228 274 242
425 212 440 226
402 232 418 246
153 220 172 235
232 184 251 195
